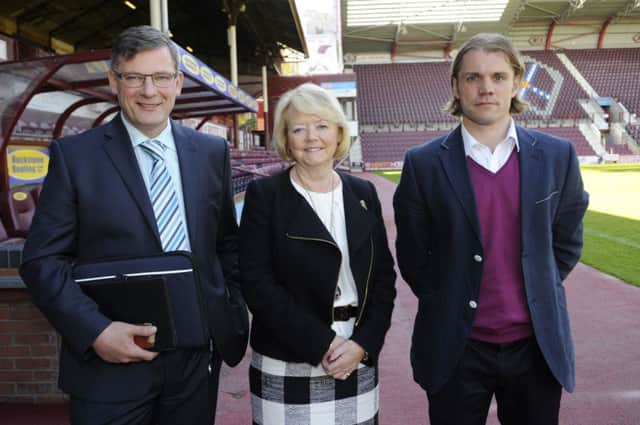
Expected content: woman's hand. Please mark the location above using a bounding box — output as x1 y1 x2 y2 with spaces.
322 336 366 380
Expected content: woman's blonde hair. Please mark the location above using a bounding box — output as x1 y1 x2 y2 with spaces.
444 32 528 116
272 83 351 161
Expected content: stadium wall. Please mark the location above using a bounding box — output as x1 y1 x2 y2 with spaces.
0 289 64 402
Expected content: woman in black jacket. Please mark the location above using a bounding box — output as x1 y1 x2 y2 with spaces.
239 83 396 425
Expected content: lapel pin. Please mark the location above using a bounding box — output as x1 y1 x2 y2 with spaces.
360 200 368 210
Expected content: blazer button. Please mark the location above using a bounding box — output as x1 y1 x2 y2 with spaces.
469 300 478 309
473 254 483 262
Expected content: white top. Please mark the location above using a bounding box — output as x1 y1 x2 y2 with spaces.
121 114 191 251
290 174 358 339
461 118 520 173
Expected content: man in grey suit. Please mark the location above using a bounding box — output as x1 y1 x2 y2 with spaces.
20 25 247 424
394 33 588 425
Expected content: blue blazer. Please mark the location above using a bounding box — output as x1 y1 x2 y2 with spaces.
20 115 246 401
393 125 588 394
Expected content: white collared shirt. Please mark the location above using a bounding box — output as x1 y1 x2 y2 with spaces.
120 115 191 251
461 119 520 173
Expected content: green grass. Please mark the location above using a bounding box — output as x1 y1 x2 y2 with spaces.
580 164 640 286
581 210 640 286
375 164 640 286
374 170 401 184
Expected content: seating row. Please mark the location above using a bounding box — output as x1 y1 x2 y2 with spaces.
354 51 593 126
564 48 640 115
359 126 596 164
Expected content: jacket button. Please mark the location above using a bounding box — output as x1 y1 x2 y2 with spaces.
469 300 478 309
473 254 483 262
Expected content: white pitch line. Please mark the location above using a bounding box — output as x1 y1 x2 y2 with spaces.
584 228 640 249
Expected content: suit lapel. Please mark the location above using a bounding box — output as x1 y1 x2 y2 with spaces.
172 123 199 247
439 126 482 242
102 115 161 245
287 201 334 243
517 126 541 236
284 172 335 243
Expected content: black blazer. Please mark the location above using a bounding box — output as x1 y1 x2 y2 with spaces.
394 125 588 394
239 169 396 366
20 115 248 401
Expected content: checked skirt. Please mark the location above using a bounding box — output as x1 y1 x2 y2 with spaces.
250 351 379 425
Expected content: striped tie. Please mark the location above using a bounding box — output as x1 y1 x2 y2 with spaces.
140 140 188 252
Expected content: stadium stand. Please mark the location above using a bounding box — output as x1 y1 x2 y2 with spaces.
606 143 633 155
564 48 640 115
355 52 603 168
230 149 288 193
519 50 590 120
360 131 448 163
355 62 457 125
535 126 596 156
627 124 640 143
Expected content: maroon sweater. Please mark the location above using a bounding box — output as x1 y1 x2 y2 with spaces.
467 150 533 343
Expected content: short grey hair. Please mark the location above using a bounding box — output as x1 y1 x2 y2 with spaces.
272 83 351 161
111 25 179 71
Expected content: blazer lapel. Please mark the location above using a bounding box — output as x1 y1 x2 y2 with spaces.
172 123 200 247
341 175 375 258
438 126 482 242
284 173 335 243
517 126 541 236
102 115 161 245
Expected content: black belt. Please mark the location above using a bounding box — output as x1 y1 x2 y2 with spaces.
333 305 358 322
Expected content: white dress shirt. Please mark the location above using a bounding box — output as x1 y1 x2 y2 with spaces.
121 115 192 251
461 119 520 173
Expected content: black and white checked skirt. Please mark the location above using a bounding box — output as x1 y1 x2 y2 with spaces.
250 351 379 425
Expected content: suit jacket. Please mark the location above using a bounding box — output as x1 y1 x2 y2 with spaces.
393 125 588 394
20 115 248 401
239 170 396 366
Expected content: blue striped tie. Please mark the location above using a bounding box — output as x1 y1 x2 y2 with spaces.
141 140 188 252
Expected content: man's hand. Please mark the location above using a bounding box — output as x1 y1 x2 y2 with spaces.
92 322 159 363
322 336 366 380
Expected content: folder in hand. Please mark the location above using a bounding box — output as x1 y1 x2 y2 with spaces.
73 252 209 352
77 275 176 351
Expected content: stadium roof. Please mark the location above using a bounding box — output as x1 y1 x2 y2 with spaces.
0 0 307 97
342 0 640 60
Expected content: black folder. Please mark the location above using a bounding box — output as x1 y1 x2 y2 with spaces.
78 275 176 351
73 252 209 352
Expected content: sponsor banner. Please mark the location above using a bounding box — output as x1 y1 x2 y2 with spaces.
174 43 258 112
365 161 404 171
7 145 50 188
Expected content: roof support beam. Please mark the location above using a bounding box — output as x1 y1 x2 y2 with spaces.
391 24 404 62
546 20 557 50
598 17 611 48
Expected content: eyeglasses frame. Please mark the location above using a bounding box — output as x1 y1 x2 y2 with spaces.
112 70 179 88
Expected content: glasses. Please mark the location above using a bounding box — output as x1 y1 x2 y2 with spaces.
112 70 178 88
